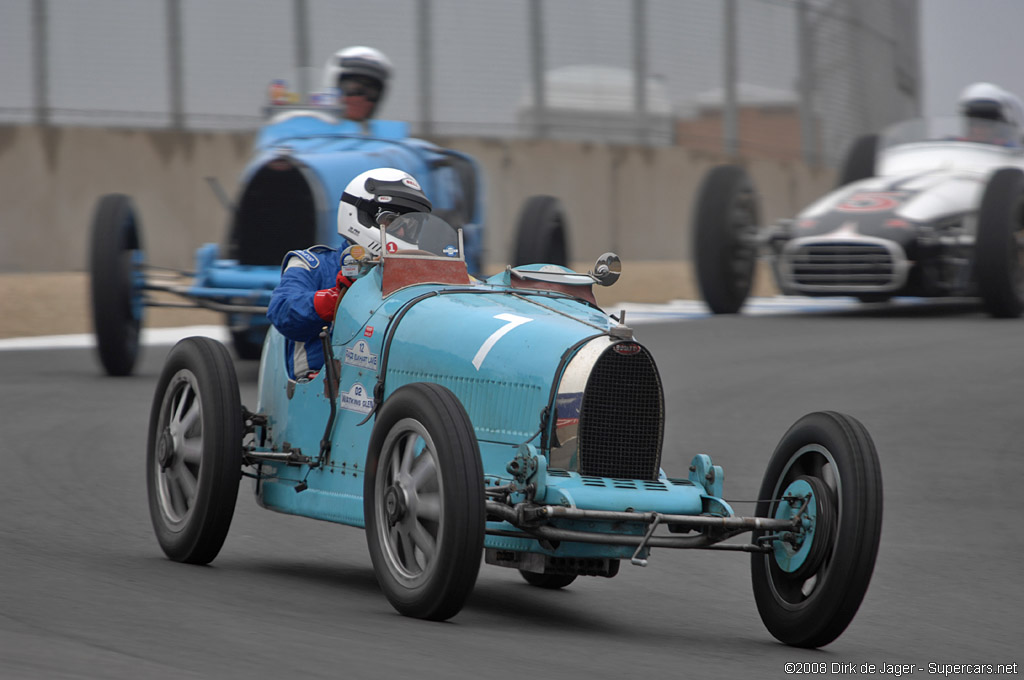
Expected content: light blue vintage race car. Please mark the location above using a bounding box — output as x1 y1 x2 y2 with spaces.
89 102 570 376
146 214 883 648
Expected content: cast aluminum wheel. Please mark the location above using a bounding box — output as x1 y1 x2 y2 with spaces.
147 337 243 564
365 383 485 621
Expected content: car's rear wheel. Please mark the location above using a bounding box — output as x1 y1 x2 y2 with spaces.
89 193 144 376
147 337 243 564
751 411 882 648
975 167 1024 318
365 383 485 621
230 325 267 361
519 570 577 589
512 195 570 267
836 134 878 188
692 165 760 314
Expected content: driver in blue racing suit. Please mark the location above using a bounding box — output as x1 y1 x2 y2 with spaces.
267 167 432 379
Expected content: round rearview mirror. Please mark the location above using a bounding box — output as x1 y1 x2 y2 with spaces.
591 252 621 286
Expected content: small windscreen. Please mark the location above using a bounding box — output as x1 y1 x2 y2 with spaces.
386 213 462 259
880 116 1022 150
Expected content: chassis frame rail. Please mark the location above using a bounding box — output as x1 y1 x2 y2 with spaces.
485 501 801 554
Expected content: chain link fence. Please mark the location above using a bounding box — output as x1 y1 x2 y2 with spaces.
1 0 919 166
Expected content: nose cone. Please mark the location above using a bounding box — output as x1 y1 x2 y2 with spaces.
795 187 920 248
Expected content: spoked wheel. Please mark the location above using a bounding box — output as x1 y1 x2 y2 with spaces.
519 570 577 589
89 193 145 376
365 383 485 621
512 195 570 267
147 337 243 565
692 165 761 314
975 167 1024 318
836 134 878 188
751 411 883 648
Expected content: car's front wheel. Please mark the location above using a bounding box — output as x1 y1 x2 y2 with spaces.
751 411 883 648
230 325 267 361
89 193 145 376
975 167 1024 318
519 570 577 589
364 383 485 621
692 165 761 314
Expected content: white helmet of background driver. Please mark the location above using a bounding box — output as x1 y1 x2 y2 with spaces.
322 47 392 102
337 168 433 257
958 82 1024 129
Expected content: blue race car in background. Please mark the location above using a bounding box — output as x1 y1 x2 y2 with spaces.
88 98 569 375
146 212 883 648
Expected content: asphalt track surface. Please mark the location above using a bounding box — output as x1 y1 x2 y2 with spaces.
1 298 1022 679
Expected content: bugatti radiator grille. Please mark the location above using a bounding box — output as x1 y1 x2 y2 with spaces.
785 242 896 287
578 344 664 481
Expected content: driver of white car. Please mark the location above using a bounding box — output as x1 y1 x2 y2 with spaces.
958 81 1024 147
267 168 432 380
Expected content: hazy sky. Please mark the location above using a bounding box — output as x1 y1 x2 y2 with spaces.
921 0 1024 117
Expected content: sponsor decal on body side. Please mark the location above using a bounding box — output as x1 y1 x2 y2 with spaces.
340 382 374 414
344 340 379 370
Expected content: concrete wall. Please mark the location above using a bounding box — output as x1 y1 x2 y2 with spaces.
0 125 835 274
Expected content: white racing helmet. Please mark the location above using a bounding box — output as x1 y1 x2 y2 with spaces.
322 46 392 107
958 82 1024 129
338 168 433 256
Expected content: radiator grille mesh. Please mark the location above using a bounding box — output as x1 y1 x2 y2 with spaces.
785 242 895 288
578 344 664 480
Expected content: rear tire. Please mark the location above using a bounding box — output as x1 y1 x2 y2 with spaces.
974 167 1024 318
89 194 144 376
147 337 243 564
512 195 570 267
692 165 760 314
836 134 878 188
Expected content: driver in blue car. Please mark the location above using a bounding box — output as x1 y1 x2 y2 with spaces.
267 167 432 379
958 82 1024 147
323 46 392 127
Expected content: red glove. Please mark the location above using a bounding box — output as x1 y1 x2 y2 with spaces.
312 272 354 322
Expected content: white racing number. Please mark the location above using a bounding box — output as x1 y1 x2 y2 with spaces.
472 313 533 370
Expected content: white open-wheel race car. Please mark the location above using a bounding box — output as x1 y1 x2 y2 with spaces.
146 212 884 648
693 116 1024 317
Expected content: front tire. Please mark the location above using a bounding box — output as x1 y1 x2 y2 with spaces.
751 411 883 648
975 167 1024 318
692 165 760 314
512 195 570 267
364 383 485 621
89 194 144 376
147 337 243 564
